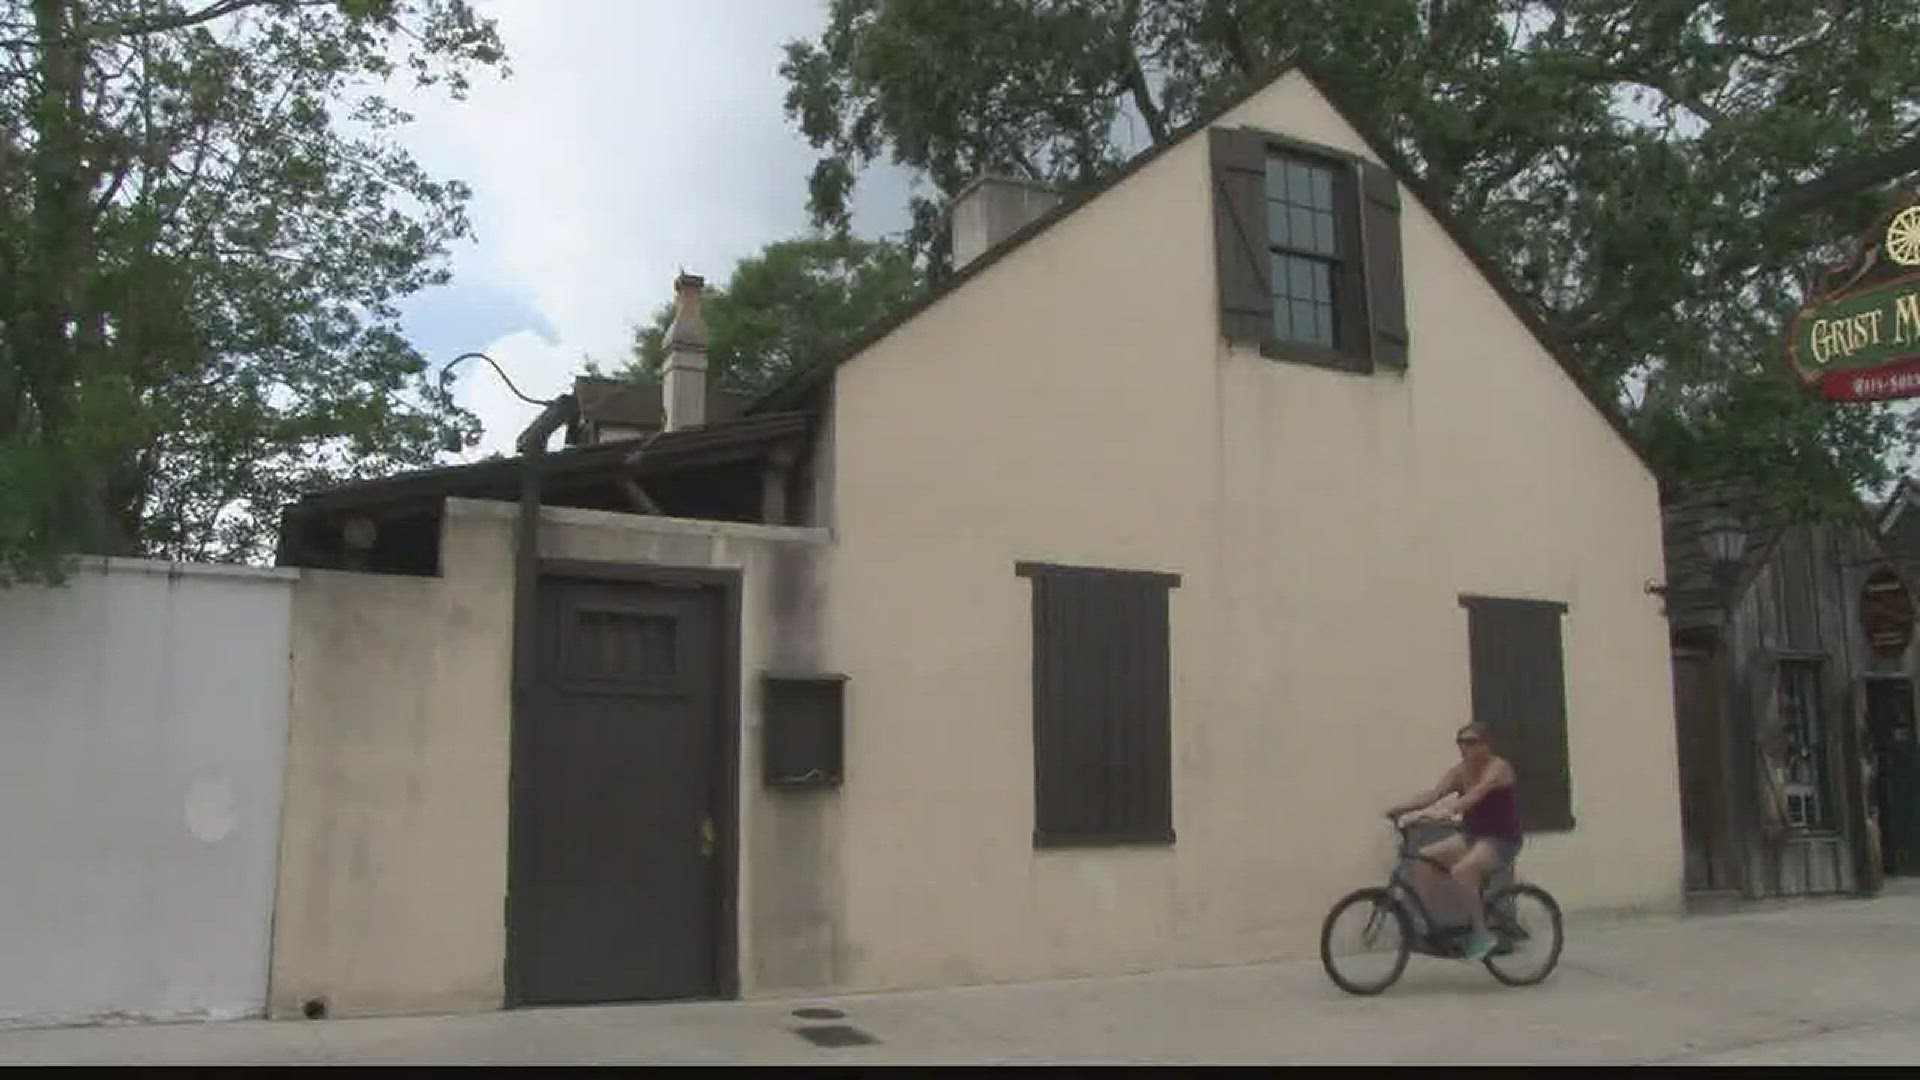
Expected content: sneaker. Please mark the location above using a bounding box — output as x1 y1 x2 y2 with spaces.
1462 931 1498 962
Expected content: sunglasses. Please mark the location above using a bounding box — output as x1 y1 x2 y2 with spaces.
1455 736 1483 746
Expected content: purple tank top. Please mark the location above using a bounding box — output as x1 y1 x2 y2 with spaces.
1463 782 1522 841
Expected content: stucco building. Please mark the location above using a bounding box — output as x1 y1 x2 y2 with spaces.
270 65 1682 1018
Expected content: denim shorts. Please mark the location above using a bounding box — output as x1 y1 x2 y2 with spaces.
1466 832 1524 868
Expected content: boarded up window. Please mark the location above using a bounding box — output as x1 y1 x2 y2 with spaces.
762 675 846 789
1019 563 1180 846
1210 126 1407 371
1462 596 1575 832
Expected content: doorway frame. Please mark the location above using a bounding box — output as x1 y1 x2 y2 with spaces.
504 557 744 1006
1864 673 1917 880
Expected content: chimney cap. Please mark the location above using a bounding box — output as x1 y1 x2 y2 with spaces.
947 175 1064 271
945 174 1060 221
666 270 709 352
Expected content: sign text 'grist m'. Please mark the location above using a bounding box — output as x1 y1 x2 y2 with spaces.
1788 200 1920 402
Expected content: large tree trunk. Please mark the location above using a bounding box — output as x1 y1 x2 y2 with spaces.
27 0 130 556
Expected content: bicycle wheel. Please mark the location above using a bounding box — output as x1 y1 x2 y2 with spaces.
1482 883 1563 987
1320 887 1413 996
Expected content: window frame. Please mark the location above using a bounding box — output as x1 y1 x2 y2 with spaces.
1263 149 1345 352
1250 133 1370 374
1774 658 1838 835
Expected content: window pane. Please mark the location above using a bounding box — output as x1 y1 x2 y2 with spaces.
1286 161 1313 205
1290 206 1317 253
1264 160 1289 202
1290 300 1322 346
1289 254 1317 299
1271 253 1339 348
1266 198 1290 247
1314 210 1337 256
1311 166 1334 209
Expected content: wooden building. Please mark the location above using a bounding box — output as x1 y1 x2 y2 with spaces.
1665 482 1911 900
1871 480 1920 877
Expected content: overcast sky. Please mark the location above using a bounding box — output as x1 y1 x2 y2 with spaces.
393 0 911 458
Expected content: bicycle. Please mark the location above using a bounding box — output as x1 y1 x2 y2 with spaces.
1318 818 1564 996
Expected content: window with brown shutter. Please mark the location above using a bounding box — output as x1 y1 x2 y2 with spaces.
1461 595 1575 832
1210 126 1408 373
1018 562 1179 847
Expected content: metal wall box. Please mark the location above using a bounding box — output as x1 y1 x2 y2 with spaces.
762 675 846 788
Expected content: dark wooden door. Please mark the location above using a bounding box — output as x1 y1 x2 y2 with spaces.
1673 652 1737 892
1866 678 1920 876
509 575 726 1005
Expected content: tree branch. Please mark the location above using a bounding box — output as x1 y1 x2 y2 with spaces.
77 0 332 40
1121 50 1169 144
0 0 335 47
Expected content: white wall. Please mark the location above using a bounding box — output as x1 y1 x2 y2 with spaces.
0 559 294 1028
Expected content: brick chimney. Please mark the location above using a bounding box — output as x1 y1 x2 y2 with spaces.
662 272 709 431
949 176 1061 271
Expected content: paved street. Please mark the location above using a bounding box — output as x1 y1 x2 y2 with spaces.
3 887 1918 1065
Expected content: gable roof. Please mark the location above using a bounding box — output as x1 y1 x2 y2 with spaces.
1663 478 1910 645
1660 480 1794 633
748 61 1657 477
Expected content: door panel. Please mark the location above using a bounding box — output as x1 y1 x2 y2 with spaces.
1867 679 1920 876
509 576 726 1005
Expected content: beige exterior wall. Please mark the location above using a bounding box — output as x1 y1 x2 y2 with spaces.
817 70 1681 992
268 506 515 1018
270 498 837 1015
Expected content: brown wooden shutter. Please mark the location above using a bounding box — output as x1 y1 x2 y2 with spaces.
1333 164 1371 371
1210 128 1271 347
1020 563 1178 846
1359 162 1409 369
1463 596 1574 832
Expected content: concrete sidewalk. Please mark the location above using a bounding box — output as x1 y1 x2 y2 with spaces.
3 890 1918 1065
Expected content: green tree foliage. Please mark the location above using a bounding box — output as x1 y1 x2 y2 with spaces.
625 233 923 394
782 0 1920 510
0 0 503 579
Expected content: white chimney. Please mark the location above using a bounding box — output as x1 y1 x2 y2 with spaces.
662 272 709 432
949 176 1061 271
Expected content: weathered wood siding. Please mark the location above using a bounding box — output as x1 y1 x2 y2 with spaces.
1714 521 1880 897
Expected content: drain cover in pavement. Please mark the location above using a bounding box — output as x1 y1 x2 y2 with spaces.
792 1023 880 1048
791 1007 846 1021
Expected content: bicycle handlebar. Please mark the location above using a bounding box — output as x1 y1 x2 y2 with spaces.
1390 814 1462 829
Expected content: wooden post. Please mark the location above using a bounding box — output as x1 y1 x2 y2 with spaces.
761 447 797 526
617 476 661 516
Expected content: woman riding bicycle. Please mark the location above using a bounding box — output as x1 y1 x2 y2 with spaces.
1382 723 1522 962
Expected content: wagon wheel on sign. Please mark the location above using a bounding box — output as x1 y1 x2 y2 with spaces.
1888 205 1920 267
